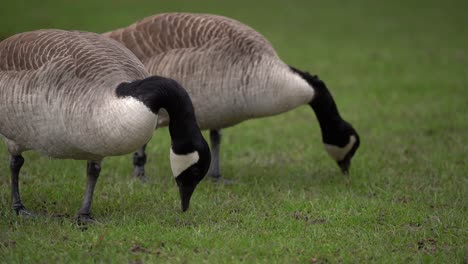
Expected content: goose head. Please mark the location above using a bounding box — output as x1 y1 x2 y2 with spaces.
170 138 211 211
322 121 360 174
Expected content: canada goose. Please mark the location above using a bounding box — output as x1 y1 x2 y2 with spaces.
103 13 360 182
0 29 210 223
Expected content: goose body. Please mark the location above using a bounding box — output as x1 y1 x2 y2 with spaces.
104 13 360 180
0 29 210 220
0 30 156 160
104 13 313 129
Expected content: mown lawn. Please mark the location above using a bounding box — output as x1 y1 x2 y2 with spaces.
0 0 467 263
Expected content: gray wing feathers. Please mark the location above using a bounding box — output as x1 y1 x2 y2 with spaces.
103 13 278 63
0 30 146 81
103 13 280 95
0 29 146 123
0 30 147 110
0 30 150 156
103 13 309 129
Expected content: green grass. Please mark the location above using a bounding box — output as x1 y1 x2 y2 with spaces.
1 0 467 263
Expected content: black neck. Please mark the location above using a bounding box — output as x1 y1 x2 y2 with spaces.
289 66 346 145
116 76 202 153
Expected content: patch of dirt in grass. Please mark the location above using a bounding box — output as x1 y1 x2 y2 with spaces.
0 240 16 248
427 215 441 225
417 238 438 253
128 258 143 264
396 195 410 204
309 256 329 263
193 247 210 255
292 211 327 225
229 208 241 214
130 242 164 256
406 222 422 232
130 243 151 254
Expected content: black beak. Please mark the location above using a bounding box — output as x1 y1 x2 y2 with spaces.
178 184 196 212
337 158 351 175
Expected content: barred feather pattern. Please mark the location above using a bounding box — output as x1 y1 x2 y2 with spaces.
0 30 157 160
104 13 314 129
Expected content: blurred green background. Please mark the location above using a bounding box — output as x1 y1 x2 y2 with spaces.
0 0 467 263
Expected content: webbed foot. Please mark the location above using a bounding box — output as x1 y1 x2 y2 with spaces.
132 167 150 183
76 214 98 226
13 205 36 218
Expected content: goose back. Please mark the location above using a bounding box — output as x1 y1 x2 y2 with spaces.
104 13 314 129
0 30 157 159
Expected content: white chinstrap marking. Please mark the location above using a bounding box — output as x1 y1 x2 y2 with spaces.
169 149 200 177
324 135 357 162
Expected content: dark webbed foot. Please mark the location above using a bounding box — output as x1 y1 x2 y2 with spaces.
76 214 98 225
13 205 36 218
132 167 150 183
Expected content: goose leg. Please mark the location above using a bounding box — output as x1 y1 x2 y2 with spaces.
76 160 101 224
132 144 148 182
10 154 34 216
208 129 222 179
208 129 233 184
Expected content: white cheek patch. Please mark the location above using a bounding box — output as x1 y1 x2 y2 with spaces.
169 149 200 177
324 135 356 162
